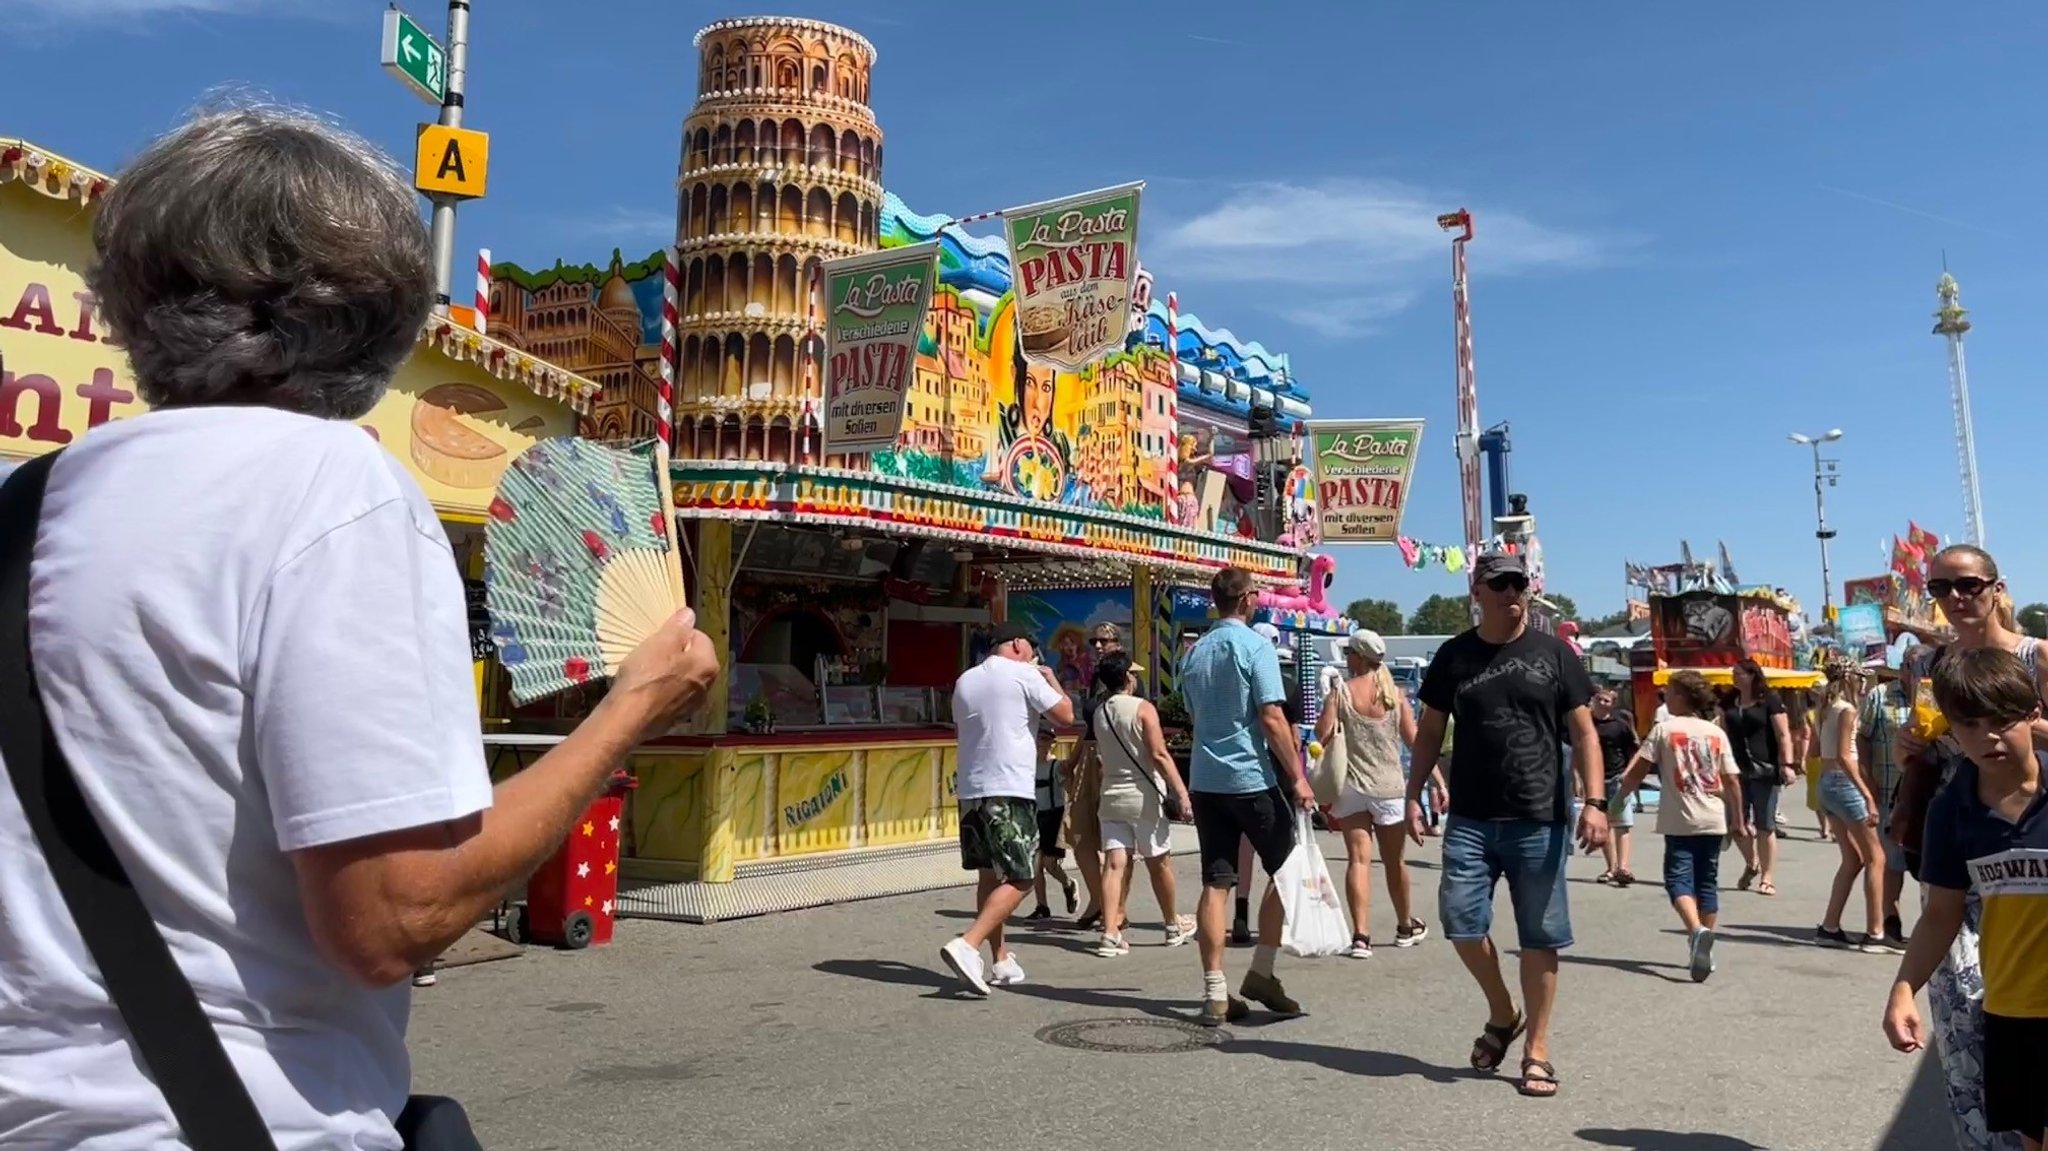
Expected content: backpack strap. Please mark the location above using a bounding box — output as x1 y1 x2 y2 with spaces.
0 454 279 1151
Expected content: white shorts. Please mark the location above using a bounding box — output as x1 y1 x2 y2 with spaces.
1331 789 1405 828
1100 813 1173 859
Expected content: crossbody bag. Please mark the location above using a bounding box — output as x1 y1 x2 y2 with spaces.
0 454 478 1151
1093 700 1187 822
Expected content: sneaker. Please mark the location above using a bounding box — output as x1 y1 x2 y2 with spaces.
1345 934 1374 959
411 969 438 988
1025 905 1052 921
1199 995 1251 1028
1094 933 1131 958
1815 926 1853 949
1856 933 1894 954
1876 932 1910 954
1229 919 1254 946
988 954 1027 986
1395 919 1430 947
1238 969 1304 1016
1060 876 1079 914
1688 928 1717 983
940 937 991 997
1165 916 1196 948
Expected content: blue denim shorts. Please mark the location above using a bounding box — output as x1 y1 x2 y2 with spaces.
1439 816 1573 951
1662 833 1724 916
1818 770 1869 823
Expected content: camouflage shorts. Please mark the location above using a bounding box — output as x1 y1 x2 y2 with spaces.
958 797 1038 885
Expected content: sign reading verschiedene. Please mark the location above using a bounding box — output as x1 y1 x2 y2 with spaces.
1002 182 1142 372
1309 419 1426 544
821 242 938 457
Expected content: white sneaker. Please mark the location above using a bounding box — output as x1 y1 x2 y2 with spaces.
411 969 438 988
1689 928 1717 983
940 937 991 997
1164 917 1196 948
989 954 1027 986
1094 933 1131 957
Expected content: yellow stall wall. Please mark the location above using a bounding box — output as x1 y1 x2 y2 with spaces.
776 750 857 855
627 749 711 880
865 744 940 847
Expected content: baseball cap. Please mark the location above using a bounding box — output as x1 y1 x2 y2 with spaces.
1347 629 1387 658
990 621 1038 650
1470 551 1528 583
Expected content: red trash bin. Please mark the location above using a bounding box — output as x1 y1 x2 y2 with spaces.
518 770 636 950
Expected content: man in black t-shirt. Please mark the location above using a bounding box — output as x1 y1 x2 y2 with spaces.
1406 551 1605 1100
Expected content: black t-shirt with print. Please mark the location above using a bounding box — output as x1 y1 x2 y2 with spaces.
1420 628 1595 824
1722 694 1787 781
1588 713 1638 781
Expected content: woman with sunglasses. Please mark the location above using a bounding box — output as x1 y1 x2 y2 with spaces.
1892 545 2047 1151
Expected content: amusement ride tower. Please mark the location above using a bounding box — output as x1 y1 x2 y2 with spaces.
1437 209 1484 566
1931 269 1985 548
674 17 885 463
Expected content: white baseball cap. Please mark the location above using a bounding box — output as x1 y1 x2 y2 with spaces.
1347 629 1387 658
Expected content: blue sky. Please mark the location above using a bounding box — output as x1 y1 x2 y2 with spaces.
9 0 2046 620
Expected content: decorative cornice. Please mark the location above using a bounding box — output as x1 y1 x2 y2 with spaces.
0 140 112 206
675 313 820 338
693 17 877 61
685 91 881 129
678 162 882 198
418 320 603 414
675 232 865 259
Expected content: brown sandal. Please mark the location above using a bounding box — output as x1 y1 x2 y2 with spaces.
1470 1010 1526 1072
1518 1058 1560 1098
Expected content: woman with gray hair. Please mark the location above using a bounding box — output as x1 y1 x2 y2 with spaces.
0 106 719 1149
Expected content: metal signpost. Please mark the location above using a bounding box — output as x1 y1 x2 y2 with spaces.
381 3 478 314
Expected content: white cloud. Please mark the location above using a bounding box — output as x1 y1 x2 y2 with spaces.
1154 179 1625 336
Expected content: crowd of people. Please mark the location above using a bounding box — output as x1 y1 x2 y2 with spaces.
937 545 2047 1149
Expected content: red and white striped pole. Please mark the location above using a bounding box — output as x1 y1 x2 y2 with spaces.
474 249 490 336
657 246 678 452
1166 291 1178 363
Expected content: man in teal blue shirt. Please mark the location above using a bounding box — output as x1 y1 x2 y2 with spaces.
1180 566 1315 1026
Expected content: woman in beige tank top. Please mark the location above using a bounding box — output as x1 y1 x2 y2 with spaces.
1314 630 1436 958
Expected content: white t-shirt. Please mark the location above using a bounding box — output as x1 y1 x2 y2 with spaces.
0 406 492 1150
952 656 1065 801
1638 715 1742 837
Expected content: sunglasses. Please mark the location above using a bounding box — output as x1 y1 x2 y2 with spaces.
1090 636 1118 647
1483 575 1530 593
1928 576 1993 599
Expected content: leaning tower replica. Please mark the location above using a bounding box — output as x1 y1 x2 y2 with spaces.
675 17 884 463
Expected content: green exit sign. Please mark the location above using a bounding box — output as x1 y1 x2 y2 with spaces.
380 8 446 106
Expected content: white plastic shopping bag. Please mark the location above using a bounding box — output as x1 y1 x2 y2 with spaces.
1276 810 1349 958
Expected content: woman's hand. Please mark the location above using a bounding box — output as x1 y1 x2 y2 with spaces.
1779 765 1798 786
608 609 723 740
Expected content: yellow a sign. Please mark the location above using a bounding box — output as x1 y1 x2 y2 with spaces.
414 124 489 198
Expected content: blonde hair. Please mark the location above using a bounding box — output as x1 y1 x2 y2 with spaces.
1345 649 1398 710
1933 544 2019 631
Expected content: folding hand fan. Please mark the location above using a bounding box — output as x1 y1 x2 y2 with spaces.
483 436 687 704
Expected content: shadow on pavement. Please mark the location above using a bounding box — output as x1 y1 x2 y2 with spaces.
1576 1129 1767 1150
1872 1050 1955 1151
813 958 964 1000
1218 1036 1467 1084
1716 923 1837 950
1540 952 1691 985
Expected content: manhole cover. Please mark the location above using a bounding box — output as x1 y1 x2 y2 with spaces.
1034 1016 1224 1054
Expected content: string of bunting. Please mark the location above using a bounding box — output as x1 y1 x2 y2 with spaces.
1396 534 1526 573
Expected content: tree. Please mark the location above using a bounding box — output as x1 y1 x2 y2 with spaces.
1545 593 1579 620
1344 598 1405 636
1581 609 1633 635
2019 603 2048 640
1408 594 1474 636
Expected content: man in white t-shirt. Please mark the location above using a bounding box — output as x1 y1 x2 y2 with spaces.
939 622 1074 996
0 108 720 1150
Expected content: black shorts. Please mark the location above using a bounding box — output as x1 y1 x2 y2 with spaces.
1983 1011 2048 1136
1036 806 1065 860
1191 788 1296 889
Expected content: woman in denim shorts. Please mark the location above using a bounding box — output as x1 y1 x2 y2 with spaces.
1812 662 1886 951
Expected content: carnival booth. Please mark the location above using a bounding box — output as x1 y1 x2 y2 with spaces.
1628 585 1824 737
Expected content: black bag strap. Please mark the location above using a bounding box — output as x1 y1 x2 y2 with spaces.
1094 698 1170 808
0 453 279 1151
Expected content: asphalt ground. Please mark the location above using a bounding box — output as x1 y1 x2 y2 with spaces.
412 814 1954 1151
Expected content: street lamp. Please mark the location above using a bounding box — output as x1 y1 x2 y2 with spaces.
1789 429 1844 622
